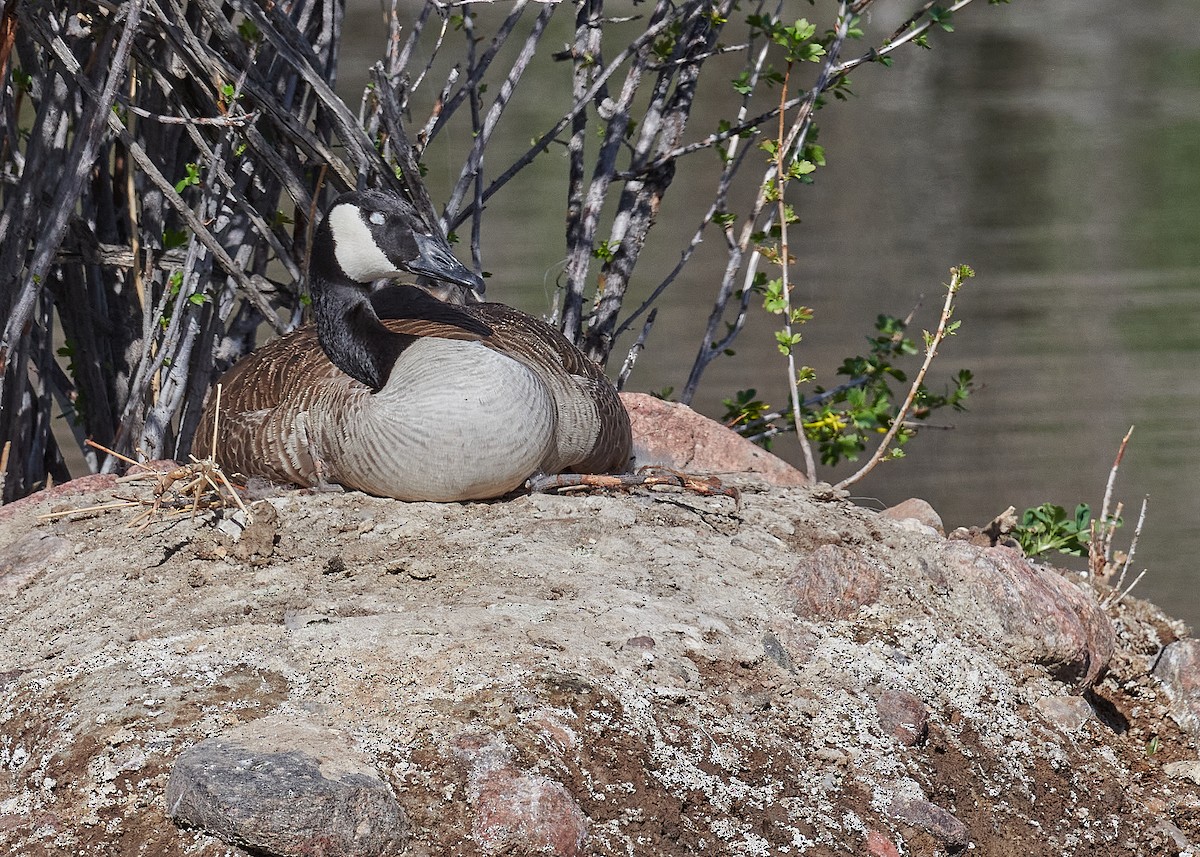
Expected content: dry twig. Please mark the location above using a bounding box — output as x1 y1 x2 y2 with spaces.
834 266 969 490
528 467 739 500
38 385 248 529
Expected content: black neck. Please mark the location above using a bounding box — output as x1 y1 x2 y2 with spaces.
314 278 411 392
309 225 415 392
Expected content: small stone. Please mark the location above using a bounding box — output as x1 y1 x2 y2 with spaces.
788 544 883 620
1153 640 1200 737
1034 695 1093 732
166 717 406 857
623 635 656 651
886 794 969 851
406 564 436 581
947 526 991 547
1163 760 1200 786
813 747 848 765
875 689 928 746
216 515 246 540
880 498 944 535
761 632 795 673
865 829 901 857
472 767 587 856
1150 819 1194 851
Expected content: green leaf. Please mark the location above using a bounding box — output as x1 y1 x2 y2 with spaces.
12 67 33 92
1012 503 1099 557
237 19 261 42
929 6 955 32
173 162 201 194
592 240 620 262
775 330 803 353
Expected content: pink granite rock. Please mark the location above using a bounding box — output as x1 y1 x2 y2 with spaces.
455 733 587 857
0 532 73 596
619 392 808 486
876 689 929 746
866 829 902 857
0 473 118 522
880 497 944 535
788 544 884 620
940 543 1114 688
1154 639 1200 736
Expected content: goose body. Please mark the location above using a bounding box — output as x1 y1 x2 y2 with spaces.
193 191 631 501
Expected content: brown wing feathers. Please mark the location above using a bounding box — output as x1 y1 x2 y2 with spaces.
194 288 631 486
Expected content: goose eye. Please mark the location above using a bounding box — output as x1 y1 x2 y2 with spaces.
369 212 386 226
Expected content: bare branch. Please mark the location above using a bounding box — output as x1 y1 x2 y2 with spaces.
835 266 969 491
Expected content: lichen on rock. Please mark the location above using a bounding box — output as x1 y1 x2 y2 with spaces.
0 475 1196 855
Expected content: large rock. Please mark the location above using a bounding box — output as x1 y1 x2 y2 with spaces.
938 543 1114 688
0 532 73 596
0 477 1192 855
0 473 117 523
620 391 808 485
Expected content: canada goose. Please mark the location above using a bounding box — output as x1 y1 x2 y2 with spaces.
192 190 632 501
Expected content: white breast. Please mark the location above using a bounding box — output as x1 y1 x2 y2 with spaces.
320 339 559 501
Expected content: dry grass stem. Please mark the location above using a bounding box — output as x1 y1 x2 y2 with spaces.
1104 569 1148 611
1098 426 1134 557
1080 427 1150 609
40 392 248 529
1102 496 1149 610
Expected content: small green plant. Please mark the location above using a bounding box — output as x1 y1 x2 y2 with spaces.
1012 503 1122 557
173 162 201 193
723 309 973 465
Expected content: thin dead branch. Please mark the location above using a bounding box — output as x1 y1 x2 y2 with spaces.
834 266 968 490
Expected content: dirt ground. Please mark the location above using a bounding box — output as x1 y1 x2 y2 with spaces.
0 474 1197 856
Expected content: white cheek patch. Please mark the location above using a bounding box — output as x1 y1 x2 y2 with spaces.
328 203 398 282
369 212 385 226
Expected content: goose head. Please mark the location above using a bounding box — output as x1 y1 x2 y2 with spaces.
309 190 484 391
